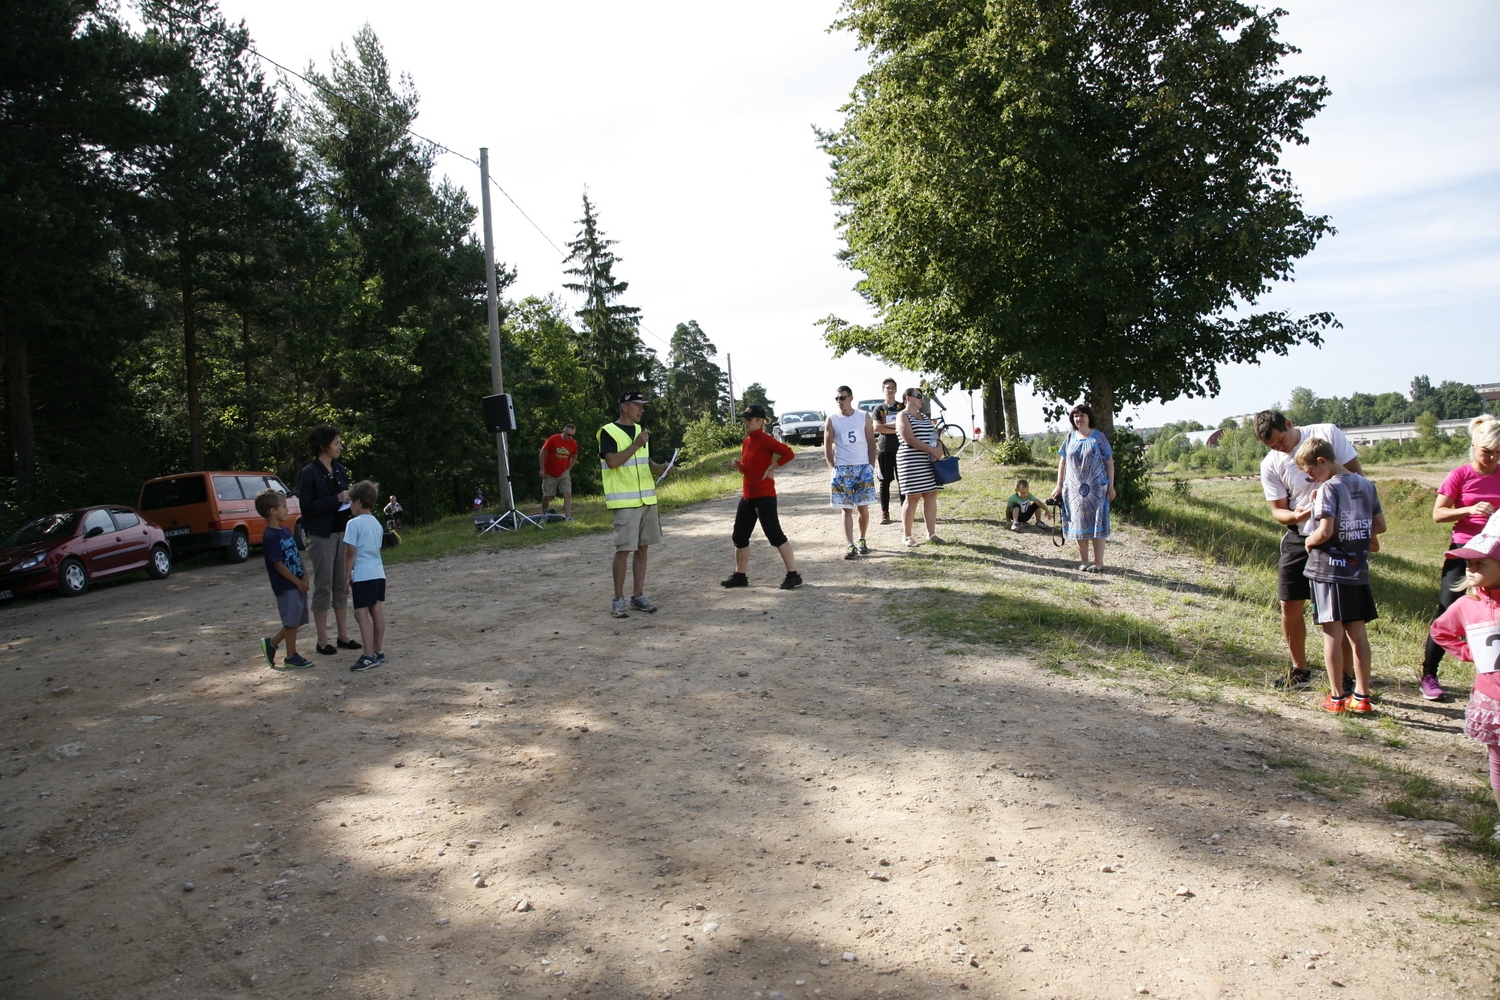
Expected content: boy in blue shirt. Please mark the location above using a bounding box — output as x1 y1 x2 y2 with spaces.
342 480 388 671
255 489 313 669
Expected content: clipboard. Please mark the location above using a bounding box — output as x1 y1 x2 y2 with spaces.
655 448 680 485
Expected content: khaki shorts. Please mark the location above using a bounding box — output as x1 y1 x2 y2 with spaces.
612 503 663 552
542 472 572 498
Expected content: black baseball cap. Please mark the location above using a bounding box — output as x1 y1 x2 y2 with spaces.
618 390 648 404
739 404 768 420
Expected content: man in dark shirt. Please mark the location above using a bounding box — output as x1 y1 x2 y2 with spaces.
873 377 903 524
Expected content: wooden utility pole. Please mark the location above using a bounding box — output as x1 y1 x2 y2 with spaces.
479 148 513 510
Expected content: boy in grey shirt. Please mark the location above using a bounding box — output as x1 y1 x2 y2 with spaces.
1295 437 1386 714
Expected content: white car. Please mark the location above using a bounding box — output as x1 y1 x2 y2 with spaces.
772 410 826 446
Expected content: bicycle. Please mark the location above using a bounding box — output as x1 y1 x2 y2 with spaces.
926 394 974 457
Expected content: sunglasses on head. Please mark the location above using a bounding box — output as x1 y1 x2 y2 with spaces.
906 392 923 399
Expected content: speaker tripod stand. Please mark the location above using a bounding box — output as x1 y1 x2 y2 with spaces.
477 391 542 533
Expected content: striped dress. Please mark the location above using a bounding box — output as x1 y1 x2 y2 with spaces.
896 412 941 494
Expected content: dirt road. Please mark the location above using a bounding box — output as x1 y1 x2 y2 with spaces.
2 455 1495 999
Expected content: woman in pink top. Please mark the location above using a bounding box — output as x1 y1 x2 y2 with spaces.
1427 512 1500 829
1421 414 1500 701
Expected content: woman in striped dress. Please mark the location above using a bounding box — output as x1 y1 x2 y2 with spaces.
896 386 945 546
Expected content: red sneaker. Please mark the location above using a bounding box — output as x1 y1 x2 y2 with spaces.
1321 694 1348 714
1349 694 1375 714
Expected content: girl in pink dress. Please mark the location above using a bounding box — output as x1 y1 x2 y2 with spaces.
1428 512 1500 833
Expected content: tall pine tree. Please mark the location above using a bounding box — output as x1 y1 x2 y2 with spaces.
562 194 655 407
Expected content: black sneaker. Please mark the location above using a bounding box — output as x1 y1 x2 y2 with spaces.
1343 673 1356 698
720 573 749 588
350 654 379 672
778 571 803 590
1274 667 1313 690
282 653 313 669
260 637 276 669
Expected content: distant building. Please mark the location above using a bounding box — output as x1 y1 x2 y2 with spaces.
1341 417 1475 446
1477 382 1500 403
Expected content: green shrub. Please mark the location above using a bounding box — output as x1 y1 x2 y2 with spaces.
994 437 1036 465
682 414 741 460
1112 426 1153 514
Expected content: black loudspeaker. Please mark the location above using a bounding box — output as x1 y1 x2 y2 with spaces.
482 393 516 433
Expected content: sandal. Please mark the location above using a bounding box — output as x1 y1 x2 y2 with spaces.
903 536 919 547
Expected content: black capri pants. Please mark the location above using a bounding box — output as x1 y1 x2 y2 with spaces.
1421 543 1467 676
732 496 788 548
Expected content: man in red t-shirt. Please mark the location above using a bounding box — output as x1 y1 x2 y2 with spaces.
722 404 801 590
538 424 580 521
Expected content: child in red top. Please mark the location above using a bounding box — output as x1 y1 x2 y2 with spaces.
722 404 801 590
1428 511 1500 832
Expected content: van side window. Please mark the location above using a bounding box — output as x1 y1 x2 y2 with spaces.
238 475 271 499
83 509 114 536
266 477 290 494
213 476 243 501
110 509 140 530
139 475 208 510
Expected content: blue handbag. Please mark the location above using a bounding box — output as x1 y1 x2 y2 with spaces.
933 456 962 484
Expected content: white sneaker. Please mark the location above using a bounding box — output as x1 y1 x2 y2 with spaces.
611 597 629 618
1009 520 1019 531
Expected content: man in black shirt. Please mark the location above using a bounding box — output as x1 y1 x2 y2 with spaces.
873 377 903 524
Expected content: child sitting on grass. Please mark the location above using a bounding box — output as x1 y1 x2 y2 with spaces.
255 489 312 669
1296 436 1386 713
1006 479 1049 531
1428 512 1500 839
342 480 388 672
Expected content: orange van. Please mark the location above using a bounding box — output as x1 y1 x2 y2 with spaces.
138 471 303 562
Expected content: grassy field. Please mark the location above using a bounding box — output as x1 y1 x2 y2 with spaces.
887 457 1471 697
381 446 743 566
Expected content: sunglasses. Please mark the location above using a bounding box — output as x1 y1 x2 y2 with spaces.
905 392 923 399
834 395 851 402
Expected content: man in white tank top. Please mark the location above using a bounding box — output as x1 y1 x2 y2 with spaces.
824 385 879 558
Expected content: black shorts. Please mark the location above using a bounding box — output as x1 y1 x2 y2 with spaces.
1278 531 1312 603
1008 501 1043 522
351 577 386 609
732 496 788 549
1310 581 1378 626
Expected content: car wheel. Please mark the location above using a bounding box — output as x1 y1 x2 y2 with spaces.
147 544 172 580
58 558 89 597
293 519 309 551
226 529 250 563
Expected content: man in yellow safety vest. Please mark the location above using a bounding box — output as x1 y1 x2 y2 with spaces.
599 390 673 618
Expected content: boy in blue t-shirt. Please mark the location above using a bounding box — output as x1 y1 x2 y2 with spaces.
342 480 388 672
1295 437 1387 714
255 489 313 669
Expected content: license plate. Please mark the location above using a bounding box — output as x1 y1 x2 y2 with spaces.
0 590 12 600
165 527 190 537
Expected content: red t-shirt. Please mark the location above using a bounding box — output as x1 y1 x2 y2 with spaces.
739 429 795 500
542 434 579 478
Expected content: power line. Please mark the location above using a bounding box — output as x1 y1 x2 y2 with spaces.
143 0 566 258
145 0 669 350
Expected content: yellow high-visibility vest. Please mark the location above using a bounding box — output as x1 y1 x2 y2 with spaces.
598 422 657 509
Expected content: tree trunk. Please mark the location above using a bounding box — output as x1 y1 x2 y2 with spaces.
1002 376 1021 441
183 252 204 472
1087 376 1116 438
242 309 256 470
982 380 1003 442
5 334 35 496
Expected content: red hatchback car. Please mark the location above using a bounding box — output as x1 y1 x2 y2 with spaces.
0 506 172 599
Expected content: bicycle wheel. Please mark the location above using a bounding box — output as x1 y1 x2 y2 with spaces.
937 422 969 456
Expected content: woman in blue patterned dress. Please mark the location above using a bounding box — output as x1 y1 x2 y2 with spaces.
1050 403 1115 572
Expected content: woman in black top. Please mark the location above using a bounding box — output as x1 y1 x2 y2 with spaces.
297 425 358 656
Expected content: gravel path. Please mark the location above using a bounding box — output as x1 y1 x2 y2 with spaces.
1 453 1495 999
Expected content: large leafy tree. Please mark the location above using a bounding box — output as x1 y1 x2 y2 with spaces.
562 194 655 406
299 26 499 521
0 0 178 498
820 0 1337 434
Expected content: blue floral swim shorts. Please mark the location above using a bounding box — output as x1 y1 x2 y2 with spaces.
830 464 877 509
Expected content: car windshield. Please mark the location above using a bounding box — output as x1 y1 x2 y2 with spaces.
2 512 80 549
781 412 821 424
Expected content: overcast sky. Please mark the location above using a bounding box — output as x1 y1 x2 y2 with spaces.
214 0 1498 433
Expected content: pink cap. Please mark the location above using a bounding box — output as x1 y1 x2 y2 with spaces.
1446 511 1500 561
